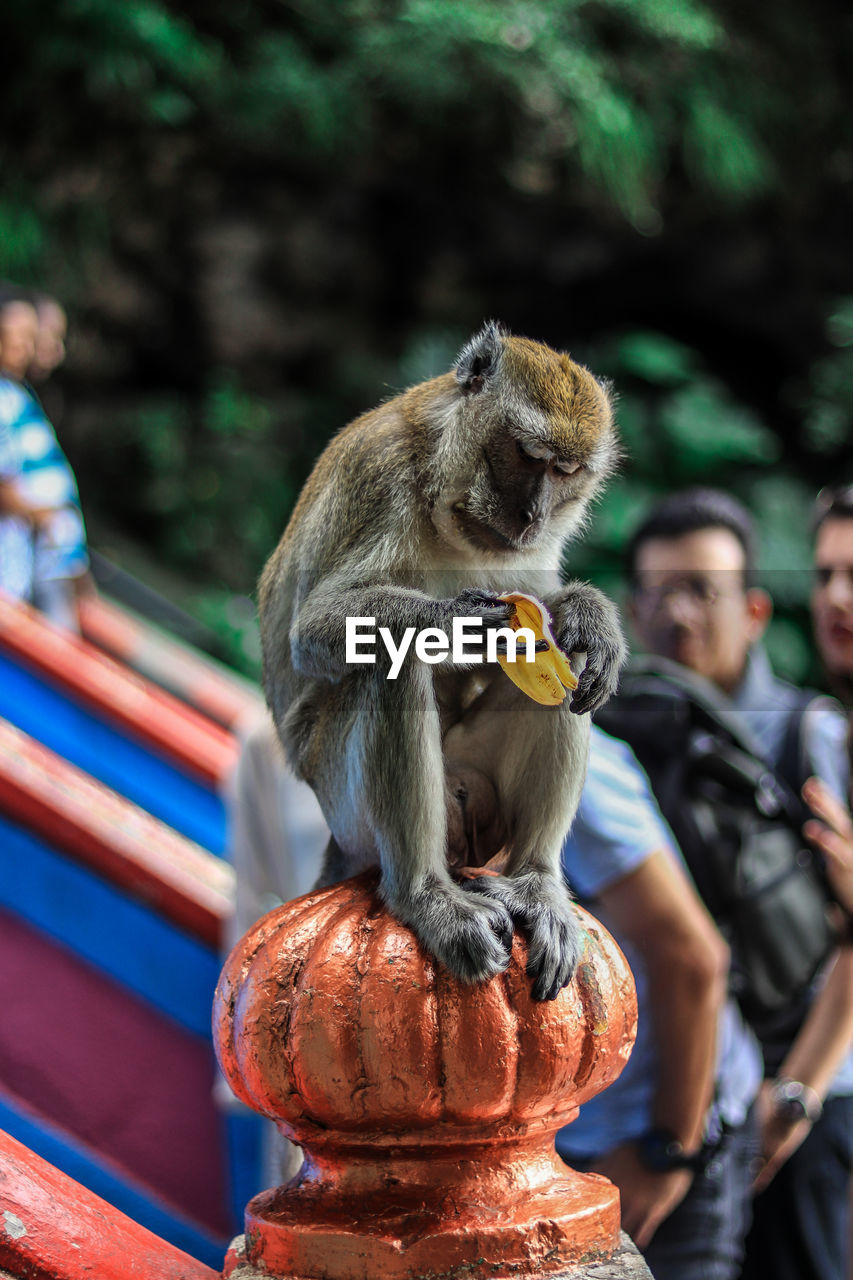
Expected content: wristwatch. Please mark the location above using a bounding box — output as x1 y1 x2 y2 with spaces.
770 1078 823 1125
637 1128 706 1173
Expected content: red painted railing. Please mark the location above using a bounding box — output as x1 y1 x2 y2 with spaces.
0 717 232 947
0 595 239 788
0 1129 221 1280
79 596 263 733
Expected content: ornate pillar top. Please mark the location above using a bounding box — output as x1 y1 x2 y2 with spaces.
214 871 637 1280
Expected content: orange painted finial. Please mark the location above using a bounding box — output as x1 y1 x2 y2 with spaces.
213 871 637 1280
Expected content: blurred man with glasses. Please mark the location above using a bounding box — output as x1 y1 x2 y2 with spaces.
611 487 852 1280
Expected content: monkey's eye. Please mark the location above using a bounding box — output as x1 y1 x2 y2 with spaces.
553 459 583 476
517 438 550 463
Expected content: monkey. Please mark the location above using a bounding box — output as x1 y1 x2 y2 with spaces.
258 321 625 1001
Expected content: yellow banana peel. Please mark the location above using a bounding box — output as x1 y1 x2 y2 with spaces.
496 592 578 706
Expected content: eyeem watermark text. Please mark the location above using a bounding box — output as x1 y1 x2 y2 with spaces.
346 616 537 680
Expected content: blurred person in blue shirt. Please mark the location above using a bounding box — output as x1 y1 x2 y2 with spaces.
0 297 54 600
558 726 762 1280
623 488 853 1280
0 291 90 629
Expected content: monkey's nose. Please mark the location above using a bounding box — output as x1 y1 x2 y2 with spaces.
518 509 544 542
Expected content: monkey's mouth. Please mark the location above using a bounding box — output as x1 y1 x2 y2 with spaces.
452 504 537 553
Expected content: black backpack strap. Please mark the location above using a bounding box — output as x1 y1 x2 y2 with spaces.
775 688 815 799
777 689 844 796
616 655 769 759
604 660 826 833
601 658 840 1046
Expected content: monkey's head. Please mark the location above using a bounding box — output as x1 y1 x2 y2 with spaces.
429 321 618 559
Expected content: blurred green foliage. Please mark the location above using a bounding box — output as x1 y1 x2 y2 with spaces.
0 0 806 281
801 298 853 455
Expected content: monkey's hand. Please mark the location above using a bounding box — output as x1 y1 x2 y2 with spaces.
447 588 515 628
389 873 514 984
463 870 582 1001
548 582 626 716
441 588 521 658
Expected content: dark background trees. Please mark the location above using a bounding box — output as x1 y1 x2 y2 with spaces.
3 0 852 674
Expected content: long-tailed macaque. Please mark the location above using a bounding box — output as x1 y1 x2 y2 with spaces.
259 322 625 1000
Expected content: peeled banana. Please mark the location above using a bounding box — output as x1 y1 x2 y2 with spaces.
496 592 578 706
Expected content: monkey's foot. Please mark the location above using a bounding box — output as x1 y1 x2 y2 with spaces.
463 871 581 1001
391 876 513 985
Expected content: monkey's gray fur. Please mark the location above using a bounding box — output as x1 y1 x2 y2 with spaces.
259 322 625 1000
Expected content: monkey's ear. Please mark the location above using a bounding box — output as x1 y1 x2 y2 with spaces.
455 320 505 394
